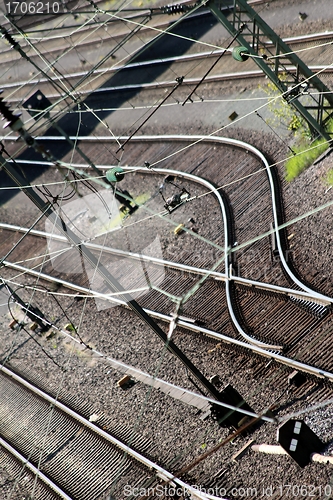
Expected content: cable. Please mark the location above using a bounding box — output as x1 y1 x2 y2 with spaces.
266 39 333 61
0 208 49 268
182 26 245 105
5 283 64 370
255 109 296 155
116 76 184 152
2 137 333 272
87 0 228 52
2 3 332 494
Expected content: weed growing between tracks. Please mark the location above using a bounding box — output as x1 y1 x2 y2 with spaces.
260 78 333 182
259 78 311 143
285 136 331 181
285 116 333 182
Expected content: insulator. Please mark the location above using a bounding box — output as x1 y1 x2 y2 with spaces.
0 92 23 131
106 166 125 183
87 0 98 9
161 3 196 14
0 26 19 49
232 46 250 62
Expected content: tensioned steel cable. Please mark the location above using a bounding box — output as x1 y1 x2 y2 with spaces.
1 4 332 496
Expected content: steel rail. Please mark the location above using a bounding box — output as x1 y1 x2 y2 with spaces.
6 132 331 304
2 135 332 370
1 221 330 306
6 66 333 105
0 156 282 350
0 11 153 58
0 0 201 57
0 364 230 500
4 257 333 384
97 134 333 305
0 325 276 422
0 435 73 500
0 0 273 59
1 222 227 279
2 30 332 91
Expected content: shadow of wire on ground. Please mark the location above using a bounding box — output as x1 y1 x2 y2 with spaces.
1 8 221 204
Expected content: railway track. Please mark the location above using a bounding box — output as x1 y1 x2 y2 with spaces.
2 25 332 108
1 221 329 305
2 133 333 497
0 362 228 500
1 135 333 377
2 30 332 90
1 0 333 495
1 247 333 377
0 0 279 63
2 267 333 498
4 349 330 500
5 133 332 295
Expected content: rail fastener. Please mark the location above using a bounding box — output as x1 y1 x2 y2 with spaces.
232 439 255 462
174 223 185 235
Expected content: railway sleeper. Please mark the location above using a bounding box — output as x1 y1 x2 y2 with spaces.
237 282 289 301
289 296 331 319
5 361 159 462
230 285 289 350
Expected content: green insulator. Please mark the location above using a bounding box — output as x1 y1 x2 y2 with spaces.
106 167 125 182
232 46 250 62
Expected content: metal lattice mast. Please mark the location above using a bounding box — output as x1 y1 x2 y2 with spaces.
207 0 333 142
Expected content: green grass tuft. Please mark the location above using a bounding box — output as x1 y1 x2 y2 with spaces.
285 119 333 182
285 139 328 181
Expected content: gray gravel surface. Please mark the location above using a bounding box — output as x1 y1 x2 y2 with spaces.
1 0 333 498
1 130 333 499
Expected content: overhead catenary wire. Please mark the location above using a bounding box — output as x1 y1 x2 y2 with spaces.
5 284 65 370
1 22 330 162
1 220 331 308
1 8 151 147
1 149 330 356
255 109 296 155
182 26 245 105
47 0 216 142
1 280 290 500
0 0 330 94
116 76 184 153
1 132 236 430
265 39 333 60
2 136 333 275
1 1 332 492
